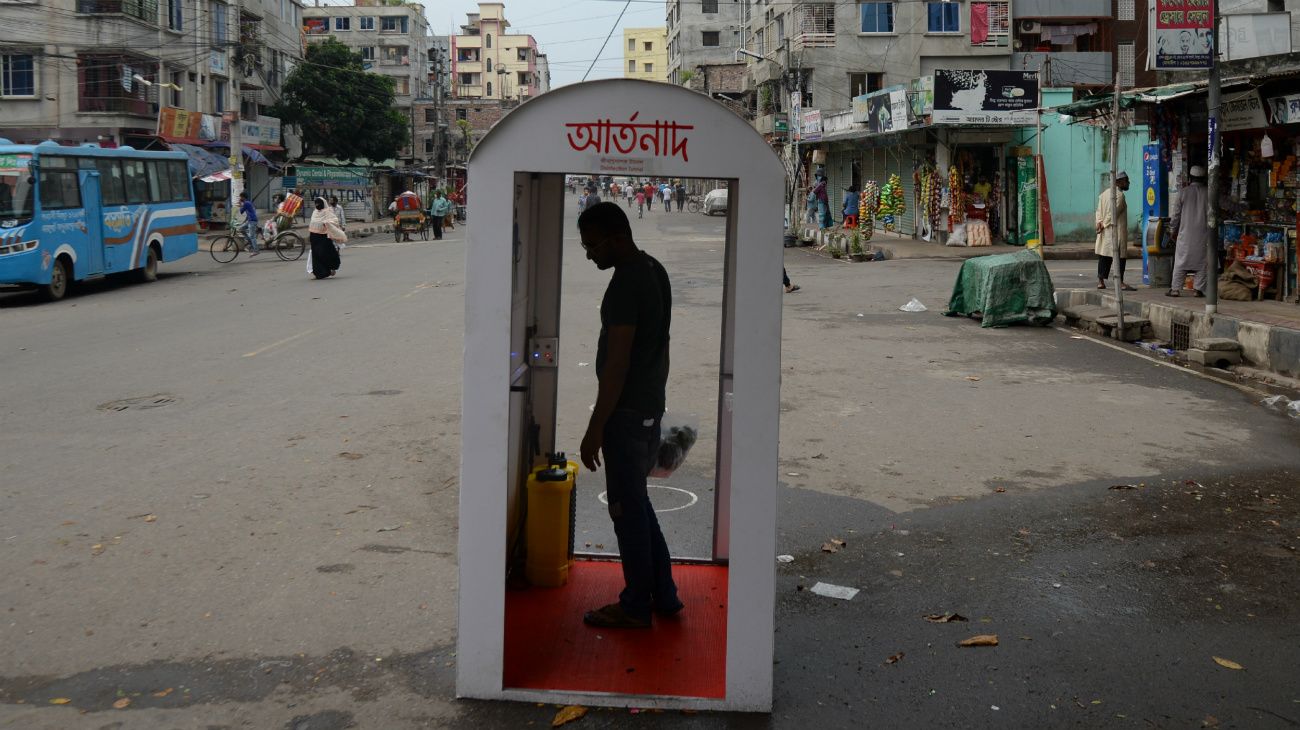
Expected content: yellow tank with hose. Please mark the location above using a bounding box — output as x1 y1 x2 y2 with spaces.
525 453 579 587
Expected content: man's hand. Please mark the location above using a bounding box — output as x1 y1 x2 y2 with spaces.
1096 222 1104 234
580 426 603 472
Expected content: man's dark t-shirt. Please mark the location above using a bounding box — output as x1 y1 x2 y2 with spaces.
596 251 670 416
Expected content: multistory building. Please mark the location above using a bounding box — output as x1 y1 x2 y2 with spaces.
623 27 667 81
666 0 743 85
301 0 431 100
450 3 543 102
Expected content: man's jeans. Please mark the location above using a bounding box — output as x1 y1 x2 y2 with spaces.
603 409 678 620
241 221 260 251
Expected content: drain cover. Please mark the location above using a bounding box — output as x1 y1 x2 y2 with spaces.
97 394 180 412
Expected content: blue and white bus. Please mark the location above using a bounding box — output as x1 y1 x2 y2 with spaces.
0 140 200 301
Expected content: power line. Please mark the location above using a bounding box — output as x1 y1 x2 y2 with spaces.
582 0 632 82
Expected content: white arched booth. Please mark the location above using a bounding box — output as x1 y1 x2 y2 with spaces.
457 79 784 712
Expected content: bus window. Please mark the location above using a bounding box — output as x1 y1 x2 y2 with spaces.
122 159 149 205
148 160 172 202
168 160 191 202
0 154 34 224
38 167 82 210
96 159 126 205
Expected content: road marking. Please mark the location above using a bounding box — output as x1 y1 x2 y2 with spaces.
243 282 430 357
597 485 699 513
1053 325 1272 398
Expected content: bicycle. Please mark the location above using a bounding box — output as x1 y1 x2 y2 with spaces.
210 219 305 263
685 195 703 214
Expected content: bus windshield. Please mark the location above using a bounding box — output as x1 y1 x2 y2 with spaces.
0 154 35 225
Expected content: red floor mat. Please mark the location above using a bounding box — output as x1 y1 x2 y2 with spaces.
503 560 728 699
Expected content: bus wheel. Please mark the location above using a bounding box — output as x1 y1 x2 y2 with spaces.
138 246 159 283
42 256 70 301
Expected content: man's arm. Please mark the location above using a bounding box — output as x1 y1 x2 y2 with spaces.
1096 195 1107 234
581 324 635 471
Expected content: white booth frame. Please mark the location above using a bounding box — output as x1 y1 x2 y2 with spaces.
457 79 785 712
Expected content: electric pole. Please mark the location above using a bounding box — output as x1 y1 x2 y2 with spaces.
1110 70 1126 337
229 0 244 225
1205 0 1222 313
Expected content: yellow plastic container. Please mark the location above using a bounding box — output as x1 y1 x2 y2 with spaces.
525 456 579 588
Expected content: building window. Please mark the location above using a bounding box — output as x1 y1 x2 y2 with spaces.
970 1 1009 46
167 0 182 30
702 31 720 46
334 16 350 30
77 0 160 23
1117 0 1135 21
361 46 375 61
485 33 491 48
859 2 894 33
643 41 653 51
171 70 183 106
211 2 227 44
457 108 467 120
643 62 653 73
927 2 960 33
393 77 409 95
78 55 154 115
1117 41 1135 88
629 59 636 72
381 16 407 33
486 58 492 72
381 46 409 65
459 72 473 85
214 78 226 111
701 0 718 12
518 48 528 61
849 72 866 97
628 38 636 52
424 107 436 122
486 81 492 95
359 15 374 30
1 53 36 98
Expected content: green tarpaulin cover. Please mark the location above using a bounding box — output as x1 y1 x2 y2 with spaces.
943 250 1057 328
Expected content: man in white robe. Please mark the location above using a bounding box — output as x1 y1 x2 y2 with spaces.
1167 166 1210 297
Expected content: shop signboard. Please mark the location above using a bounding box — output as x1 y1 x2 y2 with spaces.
801 109 822 142
852 86 908 134
1150 0 1214 70
932 70 1038 126
1219 12 1291 62
303 18 328 35
1221 91 1268 131
210 50 228 75
157 106 201 141
790 92 802 142
237 116 282 147
1142 142 1167 218
1267 93 1300 125
295 166 371 188
199 114 220 142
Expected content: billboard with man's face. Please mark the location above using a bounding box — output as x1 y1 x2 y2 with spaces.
1151 0 1215 70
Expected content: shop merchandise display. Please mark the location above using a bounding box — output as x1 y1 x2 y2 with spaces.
949 166 966 223
859 181 880 240
878 174 906 232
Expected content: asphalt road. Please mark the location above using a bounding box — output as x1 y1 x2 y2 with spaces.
1 200 1297 729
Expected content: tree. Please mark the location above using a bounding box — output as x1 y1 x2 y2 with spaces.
455 119 474 159
679 69 696 86
271 39 408 163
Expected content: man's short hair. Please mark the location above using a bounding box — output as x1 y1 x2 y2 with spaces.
578 201 632 238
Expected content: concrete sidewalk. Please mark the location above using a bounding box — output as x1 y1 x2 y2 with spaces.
796 224 1138 261
1057 285 1300 381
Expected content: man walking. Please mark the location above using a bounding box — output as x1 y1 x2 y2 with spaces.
429 190 452 240
675 183 686 212
1167 166 1209 297
577 202 681 629
1095 170 1135 290
238 192 260 256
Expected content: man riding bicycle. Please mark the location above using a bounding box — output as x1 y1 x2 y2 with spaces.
238 192 261 256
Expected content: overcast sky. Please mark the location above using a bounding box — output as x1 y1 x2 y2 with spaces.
419 0 668 88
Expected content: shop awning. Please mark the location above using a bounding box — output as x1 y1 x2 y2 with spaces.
203 142 283 170
200 169 233 183
1050 78 1265 118
171 143 229 179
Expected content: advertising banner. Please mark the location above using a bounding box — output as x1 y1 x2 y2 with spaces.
1267 94 1300 125
853 87 909 134
910 75 935 118
1221 91 1268 131
158 107 201 141
1016 156 1038 246
1220 12 1292 61
1151 0 1214 70
790 92 802 142
933 70 1038 126
294 166 371 188
801 109 822 142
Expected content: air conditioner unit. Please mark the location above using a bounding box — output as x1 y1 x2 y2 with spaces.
1019 20 1041 34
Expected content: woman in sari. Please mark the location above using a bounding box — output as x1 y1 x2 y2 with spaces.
307 196 343 279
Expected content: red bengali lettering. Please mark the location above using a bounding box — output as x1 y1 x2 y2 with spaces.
564 114 694 162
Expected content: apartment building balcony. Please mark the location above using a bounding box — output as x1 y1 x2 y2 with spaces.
792 2 836 50
1014 0 1112 19
76 0 158 24
1012 51 1112 86
458 61 483 73
77 54 157 118
753 112 788 136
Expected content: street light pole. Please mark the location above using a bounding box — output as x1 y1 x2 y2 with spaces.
1110 70 1126 337
1205 0 1222 314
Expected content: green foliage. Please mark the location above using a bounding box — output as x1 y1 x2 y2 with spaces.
455 119 474 156
270 39 409 162
759 84 773 113
679 70 696 85
850 231 864 255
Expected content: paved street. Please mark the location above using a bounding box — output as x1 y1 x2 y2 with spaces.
1 201 1298 729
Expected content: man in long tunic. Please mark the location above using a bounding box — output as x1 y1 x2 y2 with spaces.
1167 165 1209 297
1095 171 1135 290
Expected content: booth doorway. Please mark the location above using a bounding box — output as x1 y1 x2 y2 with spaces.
502 175 734 699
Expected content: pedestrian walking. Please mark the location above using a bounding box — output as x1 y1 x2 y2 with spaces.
1167 165 1209 297
429 190 452 240
307 197 343 280
783 267 800 293
329 196 347 228
238 192 261 256
1094 171 1135 290
813 174 832 229
644 183 654 211
576 201 681 629
661 185 672 210
675 183 686 212
635 190 645 218
625 184 635 208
